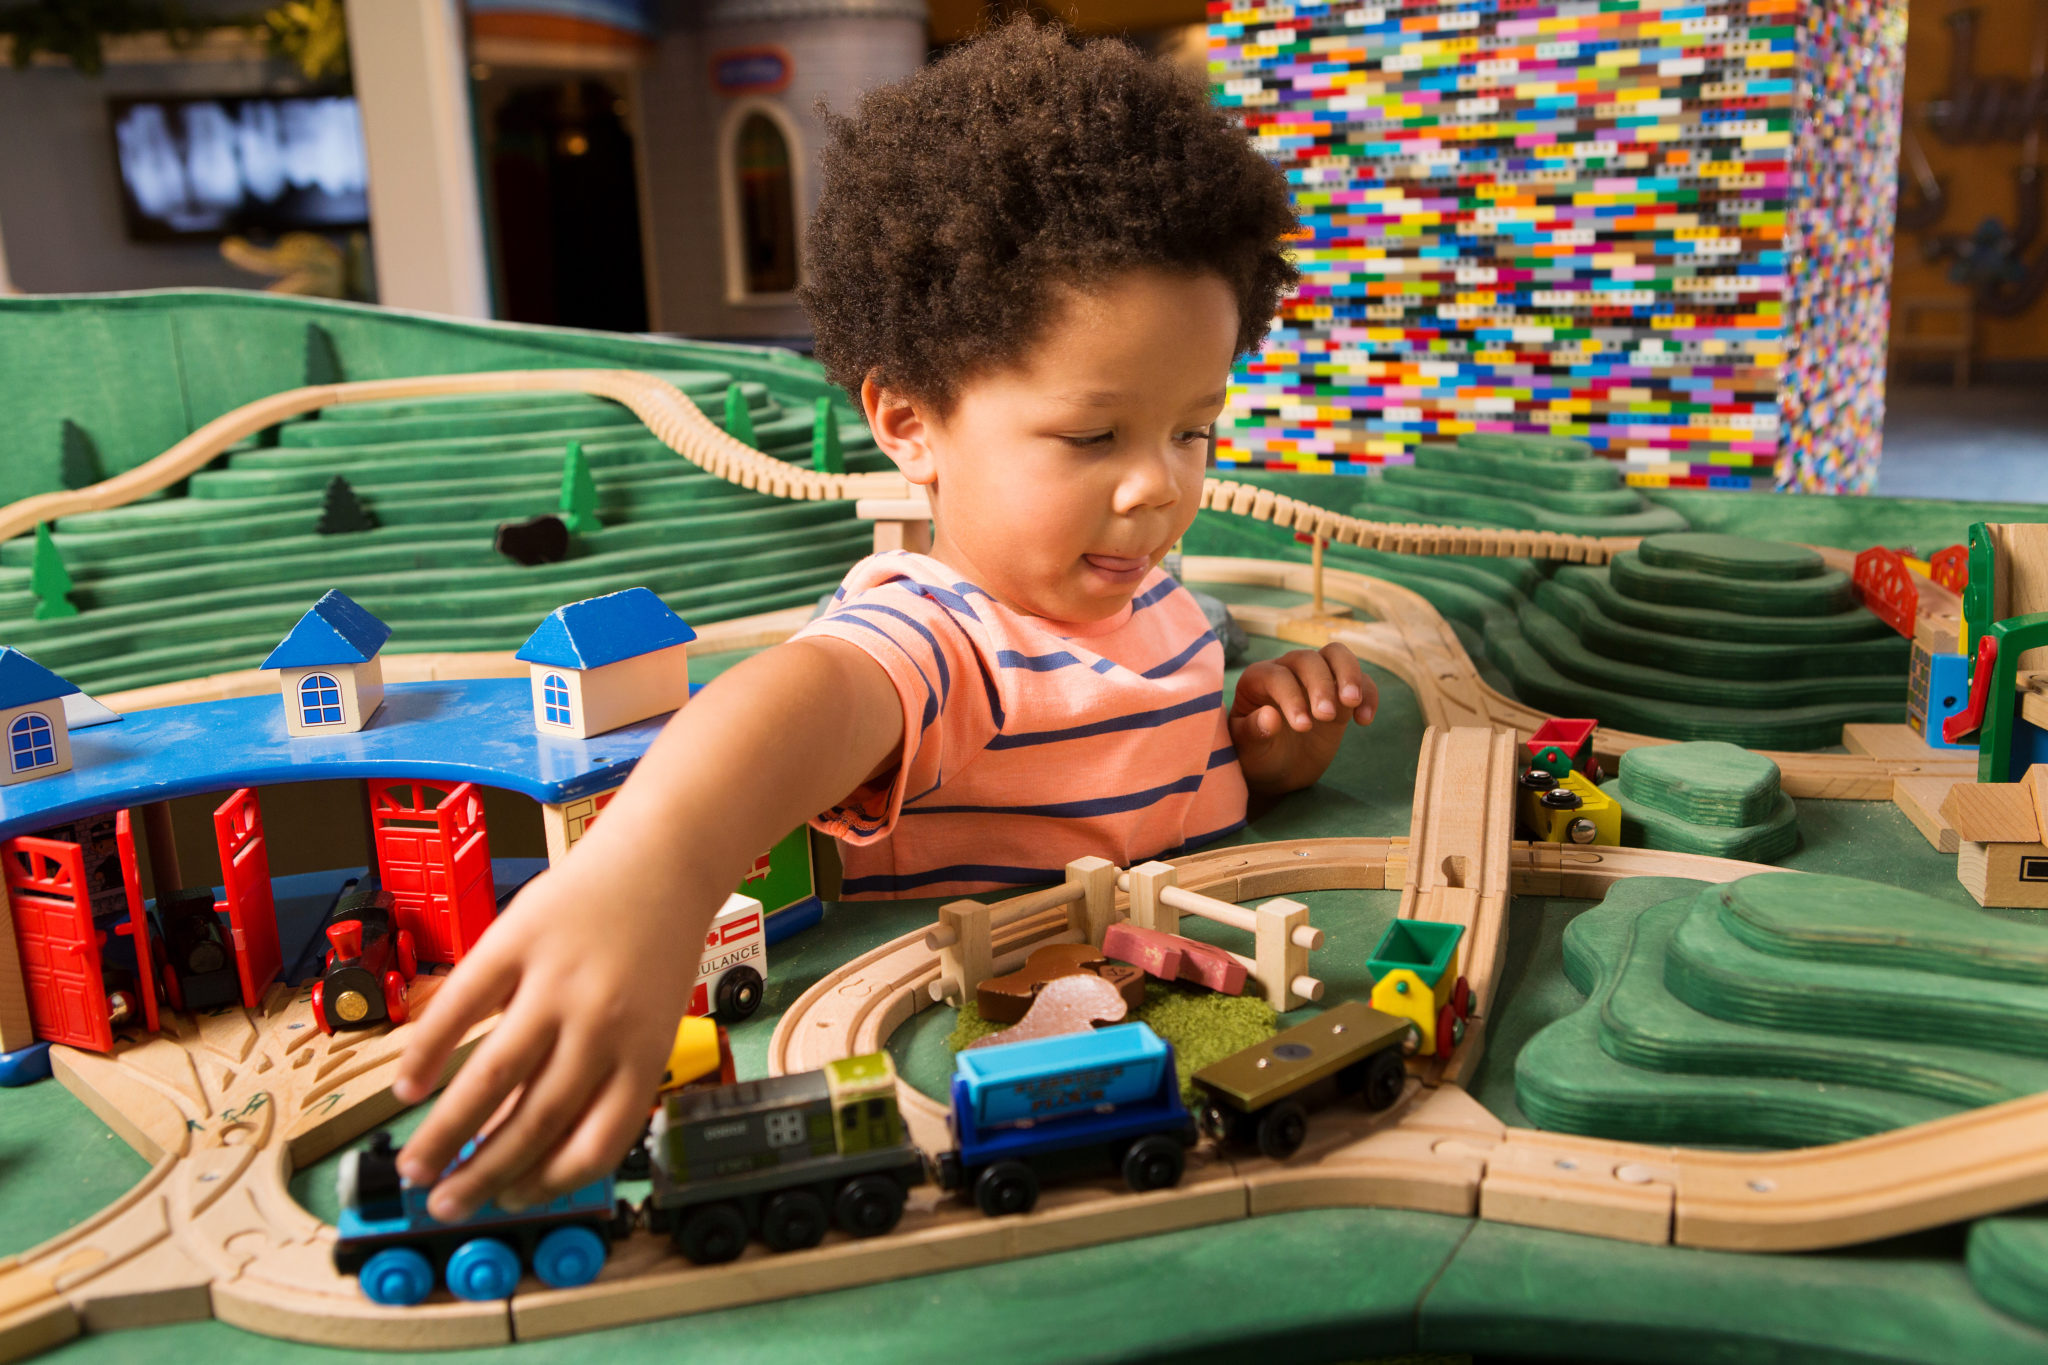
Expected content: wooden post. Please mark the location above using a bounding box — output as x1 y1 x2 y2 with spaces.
873 519 934 555
140 800 181 896
1064 856 1118 945
1254 896 1323 1011
930 899 993 1008
1311 533 1326 615
1127 861 1179 935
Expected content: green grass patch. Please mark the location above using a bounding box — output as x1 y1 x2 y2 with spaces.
943 982 1279 1104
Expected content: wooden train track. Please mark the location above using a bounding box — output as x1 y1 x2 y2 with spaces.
4 369 1621 565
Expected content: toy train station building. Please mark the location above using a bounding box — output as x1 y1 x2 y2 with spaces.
0 589 810 1082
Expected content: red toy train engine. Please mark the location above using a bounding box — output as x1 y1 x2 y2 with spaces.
312 880 419 1036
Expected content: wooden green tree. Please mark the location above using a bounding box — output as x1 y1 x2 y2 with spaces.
723 383 756 447
59 420 103 491
316 475 375 533
560 440 599 535
31 524 78 621
305 322 345 386
811 397 845 475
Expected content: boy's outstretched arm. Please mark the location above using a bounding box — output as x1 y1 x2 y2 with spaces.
389 635 904 1222
1230 642 1377 795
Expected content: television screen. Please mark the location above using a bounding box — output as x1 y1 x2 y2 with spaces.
109 94 370 241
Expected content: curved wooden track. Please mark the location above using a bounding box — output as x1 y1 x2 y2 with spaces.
4 369 1619 562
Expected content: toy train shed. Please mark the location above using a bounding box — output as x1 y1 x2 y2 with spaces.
0 678 667 1069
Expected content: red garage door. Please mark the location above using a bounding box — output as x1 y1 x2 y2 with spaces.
214 788 280 1009
369 780 495 965
4 836 111 1053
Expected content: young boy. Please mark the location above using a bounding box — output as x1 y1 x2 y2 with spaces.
392 19 1377 1221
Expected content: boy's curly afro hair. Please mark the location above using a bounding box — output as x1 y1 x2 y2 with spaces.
799 18 1299 411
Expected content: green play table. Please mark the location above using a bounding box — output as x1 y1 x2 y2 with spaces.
9 492 2048 1365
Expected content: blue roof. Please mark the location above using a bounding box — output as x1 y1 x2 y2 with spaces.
0 679 669 843
515 588 697 670
0 649 79 710
261 590 392 669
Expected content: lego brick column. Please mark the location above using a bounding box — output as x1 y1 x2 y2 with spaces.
1209 0 1907 493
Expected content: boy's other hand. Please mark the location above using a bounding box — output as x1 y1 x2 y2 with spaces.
388 863 690 1223
1229 642 1377 795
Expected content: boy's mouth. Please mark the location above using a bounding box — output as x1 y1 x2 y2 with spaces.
1081 553 1151 586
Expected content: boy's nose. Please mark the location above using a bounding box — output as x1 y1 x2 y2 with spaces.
1114 448 1185 513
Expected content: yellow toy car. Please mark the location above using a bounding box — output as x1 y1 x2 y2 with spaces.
1366 919 1472 1059
1519 768 1619 846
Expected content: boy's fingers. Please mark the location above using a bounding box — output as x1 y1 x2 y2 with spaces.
1320 644 1377 722
399 1010 556 1186
1248 665 1313 730
514 1073 656 1205
392 940 519 1105
1287 649 1341 721
428 1039 607 1221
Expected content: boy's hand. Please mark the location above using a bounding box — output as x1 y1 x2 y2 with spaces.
389 861 697 1223
1229 642 1377 795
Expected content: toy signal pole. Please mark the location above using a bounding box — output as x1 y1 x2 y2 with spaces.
1293 530 1327 616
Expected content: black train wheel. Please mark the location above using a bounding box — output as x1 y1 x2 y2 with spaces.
1123 1134 1187 1192
974 1161 1039 1217
1358 1048 1408 1113
675 1202 749 1265
761 1189 829 1253
715 966 765 1022
1254 1101 1309 1161
834 1175 906 1237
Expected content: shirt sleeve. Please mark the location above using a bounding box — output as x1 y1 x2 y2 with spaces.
789 577 1000 845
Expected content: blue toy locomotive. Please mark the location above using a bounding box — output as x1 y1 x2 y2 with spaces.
334 1132 633 1305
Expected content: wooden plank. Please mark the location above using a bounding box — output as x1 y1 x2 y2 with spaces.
1891 776 1962 853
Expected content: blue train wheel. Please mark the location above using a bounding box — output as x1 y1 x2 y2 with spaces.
357 1247 434 1306
533 1225 607 1289
444 1237 522 1300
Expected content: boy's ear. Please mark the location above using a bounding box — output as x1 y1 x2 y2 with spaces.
861 375 939 487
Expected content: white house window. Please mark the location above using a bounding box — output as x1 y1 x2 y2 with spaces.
299 673 344 727
543 673 573 727
734 111 797 294
8 713 54 772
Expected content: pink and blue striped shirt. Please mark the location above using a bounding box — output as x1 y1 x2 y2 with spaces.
792 552 1248 899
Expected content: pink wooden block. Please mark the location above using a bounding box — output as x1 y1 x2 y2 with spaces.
1102 922 1248 995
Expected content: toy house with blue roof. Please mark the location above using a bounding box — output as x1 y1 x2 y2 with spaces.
516 588 696 739
0 649 79 788
261 590 393 738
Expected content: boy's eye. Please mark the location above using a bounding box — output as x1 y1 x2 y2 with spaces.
1177 427 1215 445
1062 432 1114 447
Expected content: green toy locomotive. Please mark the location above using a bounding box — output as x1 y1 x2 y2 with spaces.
644 1051 926 1264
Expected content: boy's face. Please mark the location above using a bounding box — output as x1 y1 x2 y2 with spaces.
864 267 1239 623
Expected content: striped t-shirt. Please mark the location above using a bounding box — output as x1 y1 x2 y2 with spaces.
792 552 1248 899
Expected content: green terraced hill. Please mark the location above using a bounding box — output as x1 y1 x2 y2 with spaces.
1515 873 2048 1148
1184 486 1907 749
1 374 885 695
1356 434 1689 539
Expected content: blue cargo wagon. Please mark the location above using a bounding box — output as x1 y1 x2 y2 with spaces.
939 1022 1197 1216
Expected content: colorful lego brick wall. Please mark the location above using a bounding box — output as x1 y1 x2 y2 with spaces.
1209 0 1907 492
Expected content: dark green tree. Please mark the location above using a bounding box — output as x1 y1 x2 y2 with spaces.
305 322 344 386
560 440 599 535
59 420 102 491
811 396 845 476
316 475 375 534
30 523 77 620
723 382 756 447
